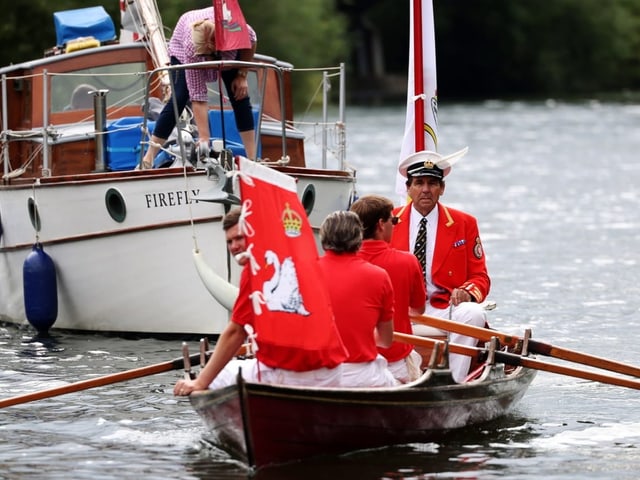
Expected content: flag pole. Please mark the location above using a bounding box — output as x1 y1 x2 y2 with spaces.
413 0 425 152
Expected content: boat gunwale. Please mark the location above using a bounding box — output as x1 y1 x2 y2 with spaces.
189 362 535 405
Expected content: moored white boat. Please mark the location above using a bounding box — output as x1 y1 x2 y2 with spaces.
0 2 356 335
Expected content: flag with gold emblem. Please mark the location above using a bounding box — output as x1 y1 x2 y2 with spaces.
235 157 347 371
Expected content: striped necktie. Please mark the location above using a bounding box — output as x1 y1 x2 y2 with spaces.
414 217 427 276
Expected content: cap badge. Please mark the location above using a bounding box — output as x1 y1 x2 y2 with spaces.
423 160 435 169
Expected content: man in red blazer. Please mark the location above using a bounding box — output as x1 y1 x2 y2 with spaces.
390 147 490 383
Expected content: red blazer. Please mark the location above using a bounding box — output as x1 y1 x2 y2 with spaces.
390 202 490 309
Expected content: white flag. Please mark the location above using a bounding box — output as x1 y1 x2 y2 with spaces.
395 0 439 198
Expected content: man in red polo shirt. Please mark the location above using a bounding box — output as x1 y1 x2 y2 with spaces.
317 210 397 387
174 207 348 396
350 194 426 383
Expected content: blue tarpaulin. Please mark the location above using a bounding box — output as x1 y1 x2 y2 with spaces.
53 6 116 47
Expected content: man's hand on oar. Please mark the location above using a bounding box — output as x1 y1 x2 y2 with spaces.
393 331 640 391
411 314 640 378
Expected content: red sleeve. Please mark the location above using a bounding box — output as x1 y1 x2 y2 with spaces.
460 215 490 302
231 266 254 327
380 271 394 321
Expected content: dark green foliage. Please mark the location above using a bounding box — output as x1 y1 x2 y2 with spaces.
2 0 640 99
433 0 640 98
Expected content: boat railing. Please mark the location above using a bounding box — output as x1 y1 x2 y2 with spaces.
1 65 156 179
142 59 348 171
142 59 288 167
1 56 348 179
290 64 346 171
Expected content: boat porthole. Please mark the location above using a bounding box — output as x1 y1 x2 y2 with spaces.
27 197 41 232
301 184 316 216
105 188 126 223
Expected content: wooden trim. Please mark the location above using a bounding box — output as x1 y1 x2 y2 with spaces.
0 215 222 253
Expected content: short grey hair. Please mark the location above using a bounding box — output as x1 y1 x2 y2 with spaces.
319 210 363 253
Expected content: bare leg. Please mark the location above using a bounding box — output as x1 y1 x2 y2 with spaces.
239 130 257 160
141 134 167 169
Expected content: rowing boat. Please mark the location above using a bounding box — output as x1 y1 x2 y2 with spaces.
188 339 536 468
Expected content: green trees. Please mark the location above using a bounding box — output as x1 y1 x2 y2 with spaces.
433 0 640 98
1 0 639 100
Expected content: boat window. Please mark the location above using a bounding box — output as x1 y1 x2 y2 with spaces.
27 197 41 232
51 61 147 113
105 188 127 223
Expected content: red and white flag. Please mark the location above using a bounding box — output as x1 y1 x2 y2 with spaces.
395 0 439 197
213 0 252 51
236 158 346 371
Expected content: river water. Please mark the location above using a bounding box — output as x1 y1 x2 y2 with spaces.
2 101 640 479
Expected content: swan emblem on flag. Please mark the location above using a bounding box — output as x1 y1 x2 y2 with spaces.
263 250 310 315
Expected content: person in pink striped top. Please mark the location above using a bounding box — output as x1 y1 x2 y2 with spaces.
141 6 257 168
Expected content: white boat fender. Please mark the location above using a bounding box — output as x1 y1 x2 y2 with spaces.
192 249 239 311
23 243 58 334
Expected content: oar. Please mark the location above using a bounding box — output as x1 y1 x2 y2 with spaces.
393 332 640 391
0 350 209 409
411 314 640 378
0 340 254 409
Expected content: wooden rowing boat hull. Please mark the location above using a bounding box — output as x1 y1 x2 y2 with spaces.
189 363 536 468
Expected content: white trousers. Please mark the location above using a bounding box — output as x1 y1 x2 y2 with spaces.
387 349 423 383
412 302 487 383
209 358 344 389
342 355 398 387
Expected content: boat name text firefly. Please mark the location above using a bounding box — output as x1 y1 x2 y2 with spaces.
144 190 200 208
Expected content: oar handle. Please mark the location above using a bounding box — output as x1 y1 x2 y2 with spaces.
411 314 520 346
393 332 485 360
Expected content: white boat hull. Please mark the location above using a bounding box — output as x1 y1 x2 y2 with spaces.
0 169 355 335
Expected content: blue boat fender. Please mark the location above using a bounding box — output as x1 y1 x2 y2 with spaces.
23 243 58 334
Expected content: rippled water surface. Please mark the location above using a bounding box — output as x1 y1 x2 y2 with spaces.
2 101 640 479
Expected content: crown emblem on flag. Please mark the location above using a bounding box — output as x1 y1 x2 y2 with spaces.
282 203 303 238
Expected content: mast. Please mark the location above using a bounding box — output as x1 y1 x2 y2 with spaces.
121 0 170 89
395 0 440 197
413 0 425 152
